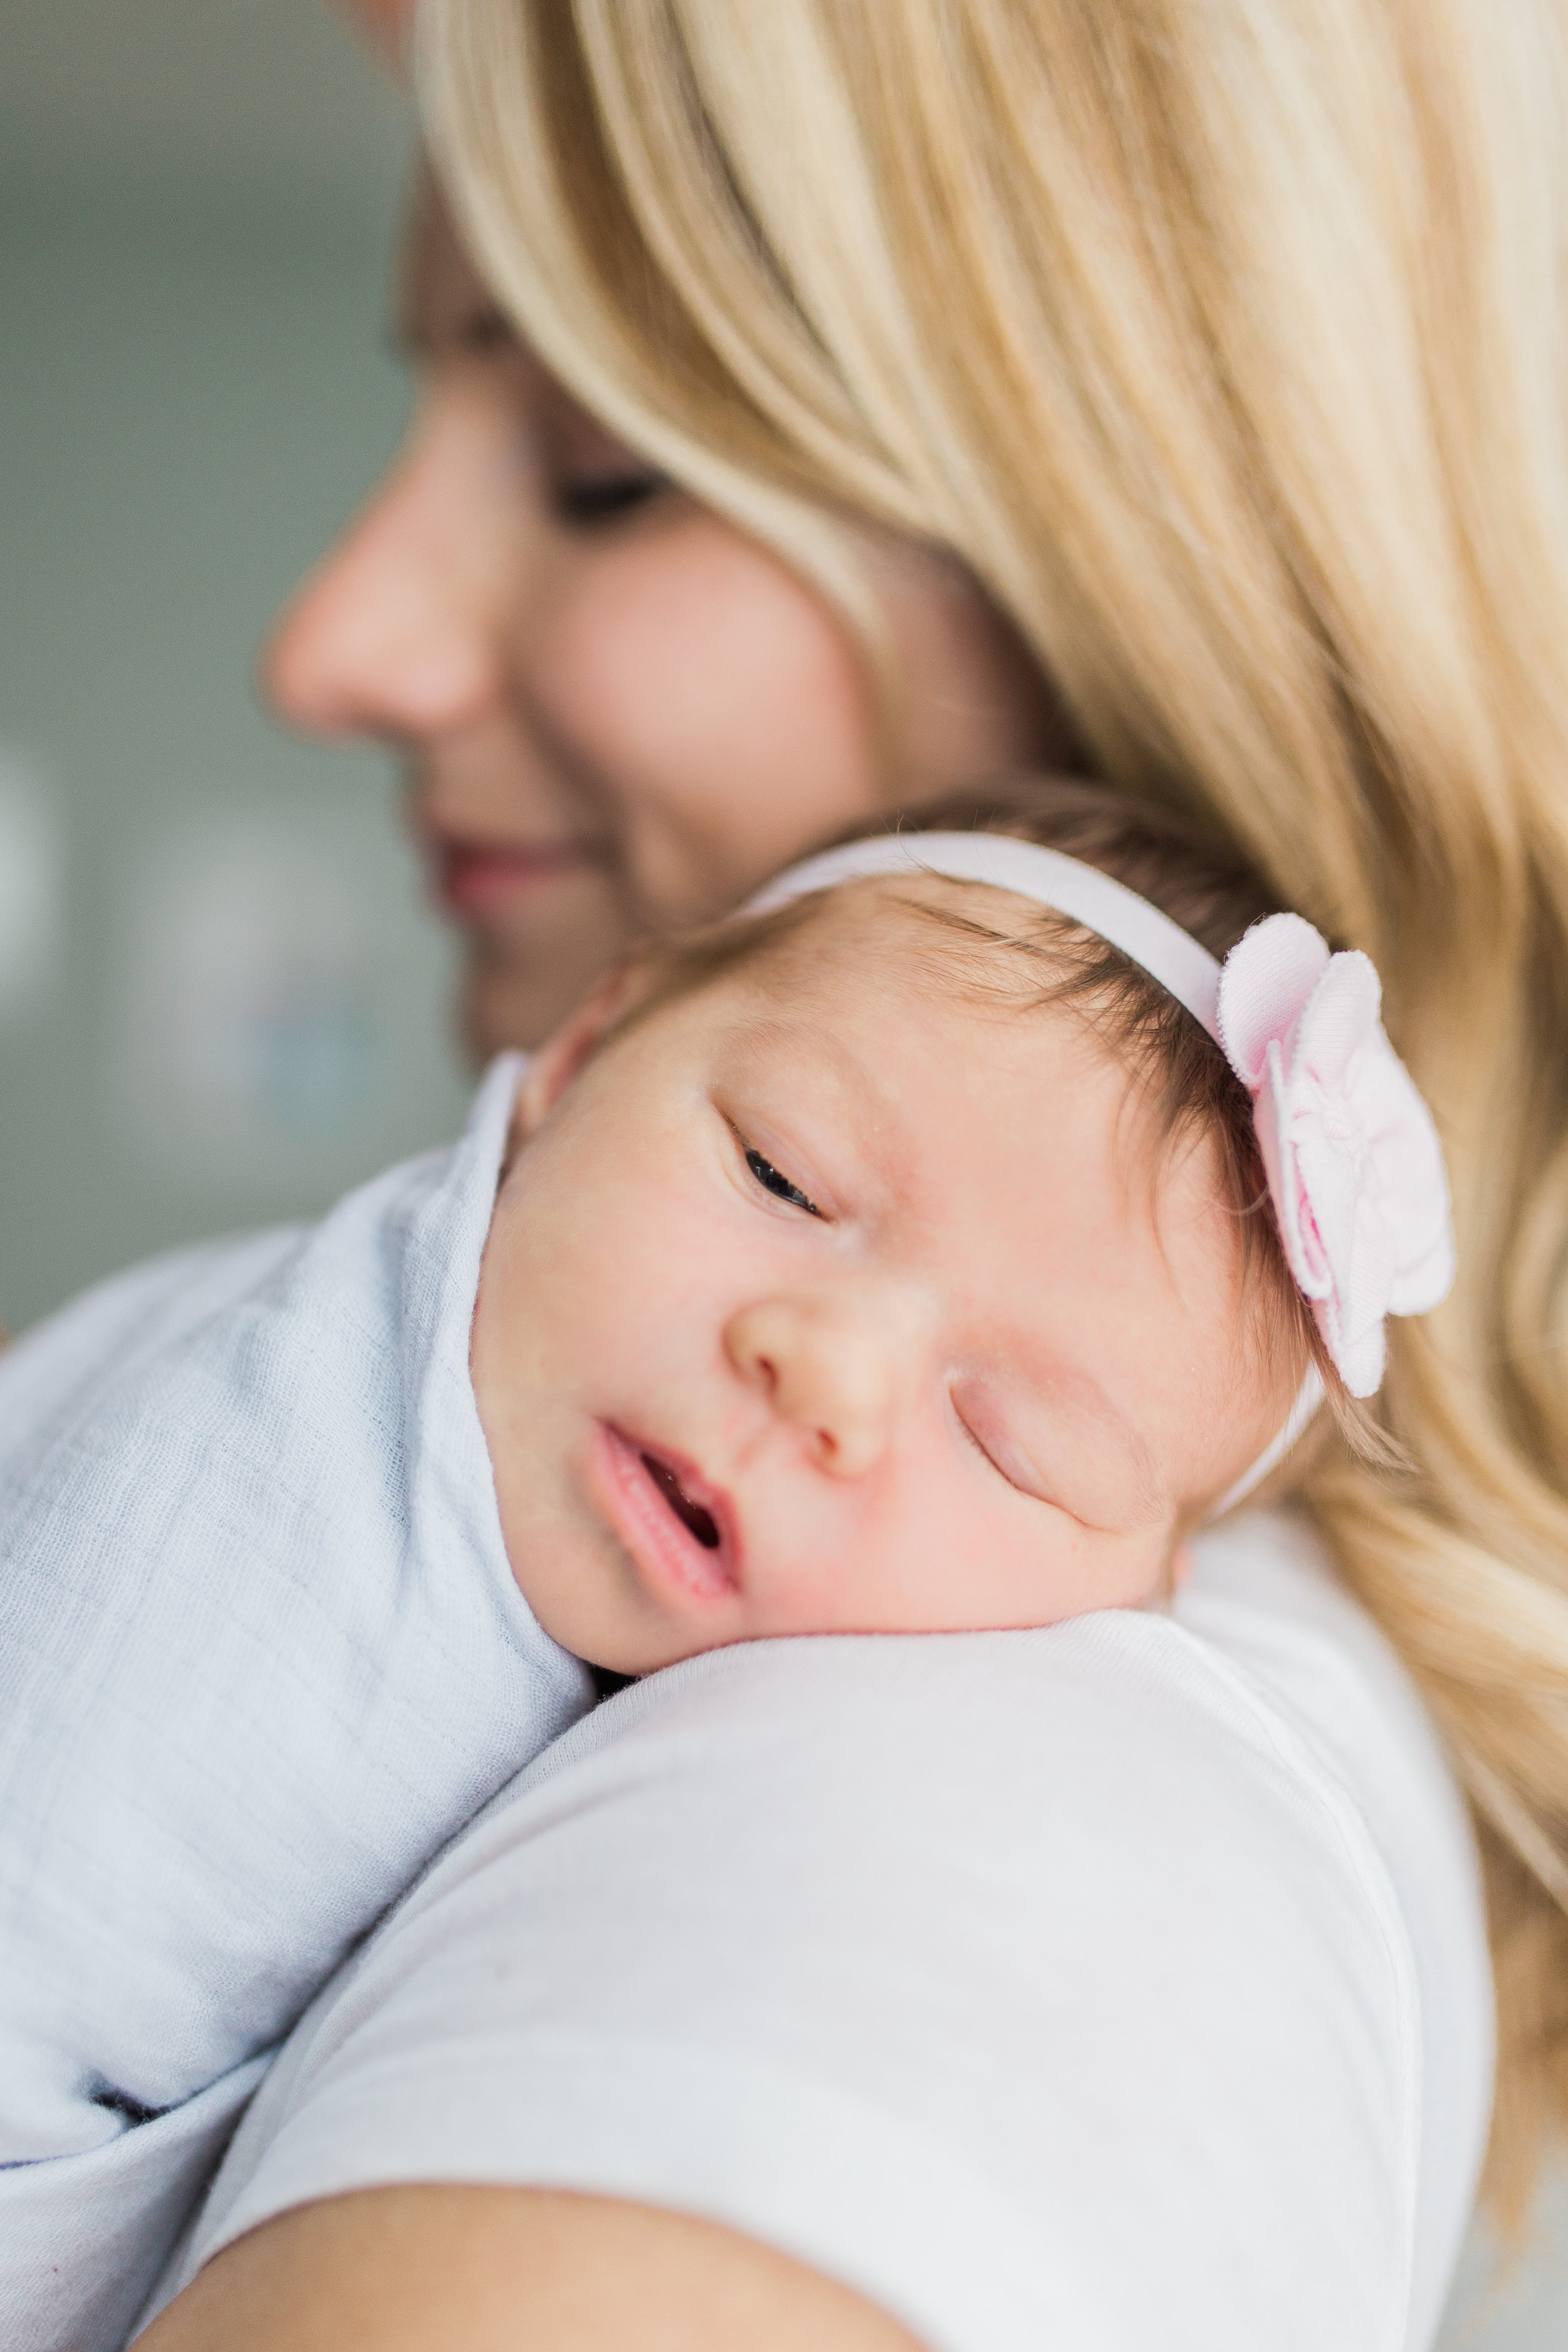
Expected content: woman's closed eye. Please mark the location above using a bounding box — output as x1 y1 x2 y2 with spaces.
744 1147 822 1218
549 468 669 530
537 389 671 531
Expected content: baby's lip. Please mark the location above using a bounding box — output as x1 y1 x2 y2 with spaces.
595 1424 742 1604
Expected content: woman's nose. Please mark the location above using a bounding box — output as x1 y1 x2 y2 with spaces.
723 1290 926 1478
262 404 506 746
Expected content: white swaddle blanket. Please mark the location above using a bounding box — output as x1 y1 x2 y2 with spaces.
0 1056 593 2344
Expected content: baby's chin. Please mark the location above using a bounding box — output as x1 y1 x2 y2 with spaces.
510 1509 740 1683
571 1619 741 1681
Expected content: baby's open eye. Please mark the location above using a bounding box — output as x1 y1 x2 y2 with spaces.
744 1148 822 1218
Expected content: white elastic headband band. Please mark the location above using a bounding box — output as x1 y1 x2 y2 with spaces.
745 830 1325 1517
749 832 1227 1037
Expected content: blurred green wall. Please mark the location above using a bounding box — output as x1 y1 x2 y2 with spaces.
0 24 470 1335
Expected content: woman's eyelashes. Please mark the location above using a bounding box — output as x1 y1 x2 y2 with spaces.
743 1147 822 1219
455 304 517 356
548 469 670 530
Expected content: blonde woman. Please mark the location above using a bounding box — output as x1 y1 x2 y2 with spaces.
119 1 1568 2345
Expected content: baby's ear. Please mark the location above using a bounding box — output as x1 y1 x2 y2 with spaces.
511 964 650 1144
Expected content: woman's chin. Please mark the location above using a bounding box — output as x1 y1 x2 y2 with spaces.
459 935 620 1062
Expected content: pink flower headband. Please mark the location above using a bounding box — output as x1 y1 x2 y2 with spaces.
746 830 1455 1512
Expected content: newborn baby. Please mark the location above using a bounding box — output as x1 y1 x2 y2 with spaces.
0 778 1451 2186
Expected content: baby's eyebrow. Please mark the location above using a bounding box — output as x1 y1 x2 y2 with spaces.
730 1011 868 1068
726 1015 893 1125
715 1010 919 1205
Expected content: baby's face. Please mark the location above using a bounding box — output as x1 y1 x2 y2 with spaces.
472 894 1301 1674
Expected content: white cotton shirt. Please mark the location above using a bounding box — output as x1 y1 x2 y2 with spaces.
0 1057 594 2351
146 1515 1492 2352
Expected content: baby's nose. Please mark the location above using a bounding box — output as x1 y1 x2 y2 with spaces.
723 1289 925 1477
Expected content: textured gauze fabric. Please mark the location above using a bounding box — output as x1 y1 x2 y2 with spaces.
0 1056 594 2352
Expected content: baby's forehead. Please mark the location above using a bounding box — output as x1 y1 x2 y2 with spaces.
717 875 1070 1012
691 918 1182 1170
632 878 1212 1190
695 903 1037 1065
732 883 1193 1094
728 906 1251 1243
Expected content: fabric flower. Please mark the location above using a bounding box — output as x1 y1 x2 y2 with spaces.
1216 913 1454 1396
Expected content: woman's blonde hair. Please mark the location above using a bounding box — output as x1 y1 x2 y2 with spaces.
422 0 1568 2218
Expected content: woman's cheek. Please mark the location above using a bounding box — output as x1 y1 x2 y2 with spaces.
521 521 881 921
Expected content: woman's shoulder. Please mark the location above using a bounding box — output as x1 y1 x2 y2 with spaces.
1179 1508 1488 2006
148 1520 1487 2352
1179 1509 1493 2346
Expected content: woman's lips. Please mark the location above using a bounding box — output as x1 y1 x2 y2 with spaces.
429 839 594 917
590 1424 741 1606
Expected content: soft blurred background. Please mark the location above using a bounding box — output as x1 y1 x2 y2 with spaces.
0 0 469 1339
0 3 1565 2341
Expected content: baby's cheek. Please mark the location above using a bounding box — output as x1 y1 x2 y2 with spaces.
990 1517 1173 1631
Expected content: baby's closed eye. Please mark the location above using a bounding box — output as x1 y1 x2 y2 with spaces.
949 1375 1161 1536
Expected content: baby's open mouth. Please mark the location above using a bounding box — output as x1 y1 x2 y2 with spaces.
640 1453 721 1550
595 1424 737 1603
